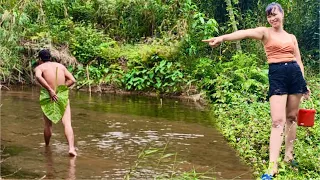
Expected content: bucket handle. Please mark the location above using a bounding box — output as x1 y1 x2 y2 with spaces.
302 97 314 109
310 98 314 109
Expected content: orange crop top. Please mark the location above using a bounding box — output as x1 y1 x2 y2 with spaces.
263 33 296 64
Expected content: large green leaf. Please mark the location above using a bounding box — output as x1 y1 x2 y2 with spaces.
40 85 69 124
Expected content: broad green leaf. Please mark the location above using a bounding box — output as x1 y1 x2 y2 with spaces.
40 85 69 124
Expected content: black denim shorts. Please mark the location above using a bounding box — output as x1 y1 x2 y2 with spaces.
268 61 308 98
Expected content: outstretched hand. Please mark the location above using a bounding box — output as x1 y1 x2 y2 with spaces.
202 36 223 48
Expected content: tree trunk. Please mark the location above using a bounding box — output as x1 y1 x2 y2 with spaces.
225 0 242 51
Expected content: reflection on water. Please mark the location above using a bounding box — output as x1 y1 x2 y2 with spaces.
1 86 253 179
41 146 76 180
43 146 76 180
44 147 55 179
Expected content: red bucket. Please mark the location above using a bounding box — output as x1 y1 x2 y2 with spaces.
297 99 316 127
297 109 316 127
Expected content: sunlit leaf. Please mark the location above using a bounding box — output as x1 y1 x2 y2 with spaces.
39 85 69 124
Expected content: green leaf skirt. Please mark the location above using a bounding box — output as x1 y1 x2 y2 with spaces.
39 85 69 124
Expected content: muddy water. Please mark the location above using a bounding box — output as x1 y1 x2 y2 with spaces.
1 86 252 179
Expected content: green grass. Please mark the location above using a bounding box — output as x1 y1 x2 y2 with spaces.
211 75 320 179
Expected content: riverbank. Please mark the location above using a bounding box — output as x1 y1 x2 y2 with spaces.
1 82 207 104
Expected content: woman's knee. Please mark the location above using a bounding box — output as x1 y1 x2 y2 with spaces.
271 118 286 128
286 113 297 124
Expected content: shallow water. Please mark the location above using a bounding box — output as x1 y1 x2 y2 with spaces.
1 86 253 179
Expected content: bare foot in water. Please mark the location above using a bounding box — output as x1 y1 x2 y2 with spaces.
69 149 77 157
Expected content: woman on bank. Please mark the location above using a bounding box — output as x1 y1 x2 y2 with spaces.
202 2 310 179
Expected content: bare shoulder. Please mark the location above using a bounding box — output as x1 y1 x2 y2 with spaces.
290 34 297 40
255 27 269 42
34 64 45 76
255 27 268 32
34 63 44 72
288 33 298 44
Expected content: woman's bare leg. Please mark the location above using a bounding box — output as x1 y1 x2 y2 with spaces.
268 95 287 175
284 94 302 162
61 101 77 156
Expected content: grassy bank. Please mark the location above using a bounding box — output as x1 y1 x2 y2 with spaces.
211 75 320 179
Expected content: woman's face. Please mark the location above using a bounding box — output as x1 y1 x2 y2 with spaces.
267 7 284 28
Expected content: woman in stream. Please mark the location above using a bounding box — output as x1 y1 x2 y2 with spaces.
202 2 310 179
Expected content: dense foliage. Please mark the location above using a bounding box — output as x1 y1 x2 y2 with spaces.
1 0 319 179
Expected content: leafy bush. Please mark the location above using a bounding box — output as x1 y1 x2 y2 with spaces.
100 43 178 65
193 53 268 103
73 63 124 89
68 0 95 23
122 58 185 93
69 25 111 64
93 0 197 42
0 9 30 82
